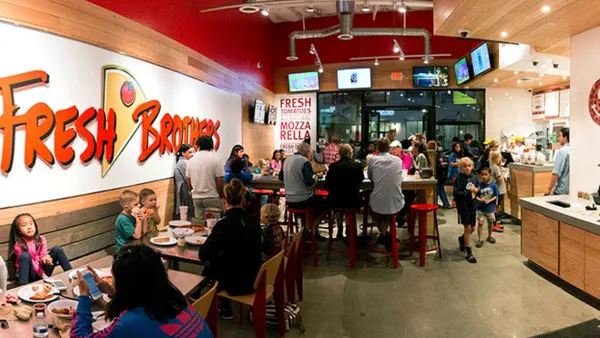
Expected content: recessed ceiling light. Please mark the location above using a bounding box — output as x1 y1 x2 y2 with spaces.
542 64 547 69
306 4 315 13
538 82 543 86
562 76 568 80
493 79 499 83
514 71 519 75
509 97 512 100
517 80 522 84
500 32 508 38
505 92 508 96
540 73 545 77
541 5 551 13
374 58 379 66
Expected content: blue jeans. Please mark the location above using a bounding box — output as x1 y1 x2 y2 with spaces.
18 246 72 285
437 180 450 207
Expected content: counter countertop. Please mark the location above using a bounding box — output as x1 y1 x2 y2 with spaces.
252 175 437 185
509 163 554 172
520 195 600 235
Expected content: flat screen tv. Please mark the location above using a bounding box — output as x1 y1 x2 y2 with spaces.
288 71 320 92
253 99 266 124
471 43 492 76
412 66 449 88
337 68 372 90
267 104 277 125
454 57 470 85
453 91 477 105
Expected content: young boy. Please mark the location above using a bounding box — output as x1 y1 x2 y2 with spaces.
115 190 144 250
489 151 506 232
475 168 499 247
260 204 285 260
139 188 162 232
453 157 479 263
224 157 253 185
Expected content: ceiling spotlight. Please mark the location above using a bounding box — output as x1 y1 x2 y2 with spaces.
261 8 269 16
542 64 547 69
423 56 432 64
398 1 407 13
500 32 508 38
361 1 370 12
517 80 522 84
541 5 550 13
540 73 544 77
393 39 400 53
514 71 519 75
562 76 568 80
374 58 379 66
309 44 316 54
493 79 498 83
318 66 324 73
424 59 429 64
306 4 315 13
538 82 543 86
399 54 405 61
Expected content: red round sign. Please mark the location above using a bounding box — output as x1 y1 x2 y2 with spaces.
588 78 600 126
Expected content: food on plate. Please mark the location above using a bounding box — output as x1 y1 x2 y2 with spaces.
180 224 205 232
153 237 171 243
193 239 204 244
30 291 53 301
32 285 39 292
101 276 114 285
14 306 33 320
52 307 75 316
43 284 52 293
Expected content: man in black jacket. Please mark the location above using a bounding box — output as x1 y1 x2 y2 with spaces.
325 144 365 238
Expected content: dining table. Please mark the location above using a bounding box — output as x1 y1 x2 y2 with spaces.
2 255 204 337
140 228 206 270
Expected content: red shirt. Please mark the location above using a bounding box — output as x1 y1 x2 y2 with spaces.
323 143 340 165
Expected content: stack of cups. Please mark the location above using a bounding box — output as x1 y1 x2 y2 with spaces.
179 206 188 221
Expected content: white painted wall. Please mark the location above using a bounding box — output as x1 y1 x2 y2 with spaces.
570 26 600 197
485 88 536 142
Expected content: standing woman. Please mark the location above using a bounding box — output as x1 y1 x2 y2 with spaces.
174 144 194 220
448 142 464 182
225 144 247 173
270 150 283 170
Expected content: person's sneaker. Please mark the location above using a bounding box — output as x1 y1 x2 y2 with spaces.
465 254 478 264
493 224 504 233
218 305 234 320
487 237 496 244
458 236 465 252
475 240 484 248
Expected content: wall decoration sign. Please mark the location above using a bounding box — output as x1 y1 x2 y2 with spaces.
559 89 570 117
275 93 317 154
532 94 545 118
544 91 560 119
0 22 242 208
588 78 600 125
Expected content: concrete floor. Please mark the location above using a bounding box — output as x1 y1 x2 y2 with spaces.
213 208 600 338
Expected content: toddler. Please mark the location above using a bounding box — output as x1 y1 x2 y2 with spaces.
453 157 480 263
475 168 499 247
489 151 506 232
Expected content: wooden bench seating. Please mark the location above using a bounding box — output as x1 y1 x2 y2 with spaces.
1 201 122 289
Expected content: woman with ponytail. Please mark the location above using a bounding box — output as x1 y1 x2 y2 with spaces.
174 144 194 219
199 179 262 319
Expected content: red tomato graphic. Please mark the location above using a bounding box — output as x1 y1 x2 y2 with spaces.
120 81 136 107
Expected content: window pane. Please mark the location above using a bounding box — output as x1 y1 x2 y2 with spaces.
435 90 485 150
318 92 362 148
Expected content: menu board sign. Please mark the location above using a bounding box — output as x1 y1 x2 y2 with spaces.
532 94 545 118
275 93 317 154
560 89 570 117
544 91 560 118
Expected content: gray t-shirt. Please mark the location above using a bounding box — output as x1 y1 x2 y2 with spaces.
490 164 507 195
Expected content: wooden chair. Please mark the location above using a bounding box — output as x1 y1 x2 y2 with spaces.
285 231 303 303
218 251 285 338
192 282 219 338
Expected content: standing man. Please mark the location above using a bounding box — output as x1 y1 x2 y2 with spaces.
545 128 570 195
387 129 397 143
323 134 341 166
463 133 478 160
187 136 225 224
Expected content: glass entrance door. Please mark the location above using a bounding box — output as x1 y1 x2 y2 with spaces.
366 108 430 144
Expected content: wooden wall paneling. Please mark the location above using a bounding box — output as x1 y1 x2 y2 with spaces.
521 208 538 262
559 222 585 290
533 172 553 196
584 231 600 299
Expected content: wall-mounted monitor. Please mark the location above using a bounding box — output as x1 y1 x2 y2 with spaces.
288 71 320 92
253 99 266 124
267 104 277 125
471 43 492 76
454 57 471 85
337 68 372 90
453 91 477 105
412 66 449 88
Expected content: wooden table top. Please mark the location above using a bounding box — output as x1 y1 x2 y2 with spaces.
251 175 437 191
140 229 205 264
3 255 204 337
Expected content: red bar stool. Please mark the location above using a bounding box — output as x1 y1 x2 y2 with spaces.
327 209 360 268
252 189 275 218
408 204 442 267
285 208 319 267
315 190 329 197
365 214 399 269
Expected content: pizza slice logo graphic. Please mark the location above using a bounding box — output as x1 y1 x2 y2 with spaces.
588 78 600 126
101 65 147 176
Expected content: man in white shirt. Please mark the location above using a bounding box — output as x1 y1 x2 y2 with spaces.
186 136 225 224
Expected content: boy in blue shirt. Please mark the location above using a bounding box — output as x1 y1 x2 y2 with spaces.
115 190 144 250
476 168 499 248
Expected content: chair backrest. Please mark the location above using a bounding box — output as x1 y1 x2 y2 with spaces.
192 281 219 318
253 250 284 290
286 230 303 257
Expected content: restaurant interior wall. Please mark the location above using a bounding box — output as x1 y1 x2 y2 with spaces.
86 0 277 162
485 88 534 144
570 25 600 198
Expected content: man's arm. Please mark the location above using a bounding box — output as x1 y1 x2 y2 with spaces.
545 151 565 195
216 176 225 198
545 175 559 196
300 161 317 187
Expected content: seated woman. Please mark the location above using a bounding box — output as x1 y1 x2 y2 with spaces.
0 256 7 294
8 213 72 285
71 246 212 337
270 150 282 170
199 179 262 320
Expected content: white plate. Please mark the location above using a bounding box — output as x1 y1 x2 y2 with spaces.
17 284 59 303
172 228 194 237
169 220 191 227
150 236 177 246
47 299 78 319
103 294 111 303
185 236 207 246
69 268 108 280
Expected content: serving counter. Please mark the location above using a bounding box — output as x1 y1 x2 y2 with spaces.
519 196 600 299
508 163 554 219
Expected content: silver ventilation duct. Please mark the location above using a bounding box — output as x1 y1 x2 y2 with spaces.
286 0 432 61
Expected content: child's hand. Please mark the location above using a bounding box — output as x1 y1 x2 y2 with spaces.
132 207 144 219
43 255 52 265
470 186 479 193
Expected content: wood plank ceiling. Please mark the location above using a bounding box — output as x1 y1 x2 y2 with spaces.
433 0 600 57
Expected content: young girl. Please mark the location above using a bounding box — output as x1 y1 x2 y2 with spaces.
252 158 271 175
448 142 464 182
260 204 284 260
453 158 480 264
8 213 72 285
139 188 162 232
270 150 282 170
489 151 506 232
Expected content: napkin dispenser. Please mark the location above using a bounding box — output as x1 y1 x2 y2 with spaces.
420 168 433 179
